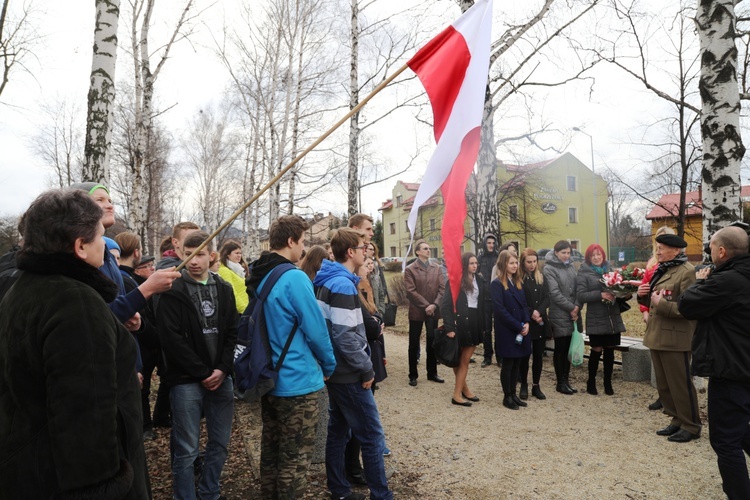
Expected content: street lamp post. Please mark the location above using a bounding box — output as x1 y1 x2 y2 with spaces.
573 127 599 245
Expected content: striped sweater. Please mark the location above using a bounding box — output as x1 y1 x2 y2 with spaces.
314 260 374 384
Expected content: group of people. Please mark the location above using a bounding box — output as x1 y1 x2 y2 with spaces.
0 185 393 500
2 184 750 499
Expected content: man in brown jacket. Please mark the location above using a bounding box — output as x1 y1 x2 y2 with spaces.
637 233 700 443
403 239 445 386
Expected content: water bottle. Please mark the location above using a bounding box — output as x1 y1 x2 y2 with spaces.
515 333 523 345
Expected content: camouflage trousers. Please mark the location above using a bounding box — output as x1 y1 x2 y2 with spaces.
260 391 320 499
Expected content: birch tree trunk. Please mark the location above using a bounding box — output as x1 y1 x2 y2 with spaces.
83 0 120 184
697 0 745 235
128 0 194 248
347 0 360 216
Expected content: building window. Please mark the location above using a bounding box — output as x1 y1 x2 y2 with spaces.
396 194 402 206
567 176 577 191
570 239 580 250
509 204 519 222
389 222 395 235
431 248 437 258
405 221 409 232
430 218 436 231
568 207 578 223
390 246 396 257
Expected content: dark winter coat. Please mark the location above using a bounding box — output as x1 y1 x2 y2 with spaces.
156 271 238 387
440 273 486 342
680 253 750 383
542 251 579 338
0 252 149 499
522 273 551 341
576 263 626 336
491 278 532 358
478 233 498 289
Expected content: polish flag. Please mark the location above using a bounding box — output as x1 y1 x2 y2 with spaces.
406 0 492 307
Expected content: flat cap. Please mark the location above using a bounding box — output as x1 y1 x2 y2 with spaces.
140 255 155 264
656 233 687 248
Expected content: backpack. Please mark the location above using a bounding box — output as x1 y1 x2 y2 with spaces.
233 263 298 403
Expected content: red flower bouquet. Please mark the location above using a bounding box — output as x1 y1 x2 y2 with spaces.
600 266 645 301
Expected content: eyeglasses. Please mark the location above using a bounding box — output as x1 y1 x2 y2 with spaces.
350 245 367 252
136 263 155 270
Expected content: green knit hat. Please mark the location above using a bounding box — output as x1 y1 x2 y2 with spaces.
70 182 110 196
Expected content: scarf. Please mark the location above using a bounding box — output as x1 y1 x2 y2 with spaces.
649 253 688 293
226 259 246 278
590 264 607 276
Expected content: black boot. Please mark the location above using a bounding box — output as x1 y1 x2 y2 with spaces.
532 384 546 400
503 394 519 410
603 348 614 395
512 392 528 407
563 359 577 393
587 349 601 395
519 383 529 400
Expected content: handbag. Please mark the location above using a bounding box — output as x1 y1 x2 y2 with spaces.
568 322 585 367
383 289 398 327
433 326 461 367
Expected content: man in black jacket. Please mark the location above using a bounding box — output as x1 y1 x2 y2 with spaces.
157 231 238 500
679 226 750 500
478 234 497 366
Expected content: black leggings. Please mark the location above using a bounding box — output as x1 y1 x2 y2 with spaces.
519 338 546 386
553 335 572 382
500 357 521 396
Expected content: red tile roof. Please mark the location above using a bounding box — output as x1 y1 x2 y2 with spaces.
646 186 750 219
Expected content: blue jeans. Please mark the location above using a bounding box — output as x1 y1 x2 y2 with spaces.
170 377 234 500
708 378 750 500
326 382 392 500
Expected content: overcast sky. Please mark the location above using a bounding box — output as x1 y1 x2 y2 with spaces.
1 0 742 224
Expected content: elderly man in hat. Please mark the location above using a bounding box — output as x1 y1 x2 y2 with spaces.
637 233 701 443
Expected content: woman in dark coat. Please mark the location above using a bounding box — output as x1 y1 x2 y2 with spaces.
576 244 627 396
491 250 532 410
519 248 551 400
440 252 485 407
0 190 149 499
543 240 581 395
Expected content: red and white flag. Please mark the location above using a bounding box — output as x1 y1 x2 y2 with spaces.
406 0 492 307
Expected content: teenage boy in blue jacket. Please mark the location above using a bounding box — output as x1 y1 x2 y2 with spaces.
247 215 336 499
157 231 238 500
315 227 392 500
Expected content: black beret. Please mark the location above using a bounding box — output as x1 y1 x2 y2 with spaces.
656 234 687 248
140 255 155 264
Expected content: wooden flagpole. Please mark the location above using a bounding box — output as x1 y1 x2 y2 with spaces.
176 62 411 271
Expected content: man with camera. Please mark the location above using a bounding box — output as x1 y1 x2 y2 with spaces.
679 226 750 499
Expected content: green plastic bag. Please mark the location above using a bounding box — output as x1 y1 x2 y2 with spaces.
568 323 584 367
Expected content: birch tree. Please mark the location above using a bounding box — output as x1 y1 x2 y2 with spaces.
125 0 195 248
697 0 745 235
83 0 120 183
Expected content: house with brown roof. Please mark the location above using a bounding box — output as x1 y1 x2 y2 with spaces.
646 186 750 260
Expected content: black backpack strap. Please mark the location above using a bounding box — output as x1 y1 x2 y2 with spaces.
256 263 299 372
273 319 299 371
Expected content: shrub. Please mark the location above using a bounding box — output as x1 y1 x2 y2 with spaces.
388 274 409 306
384 260 403 273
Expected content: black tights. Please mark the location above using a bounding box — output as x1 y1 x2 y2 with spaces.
500 357 521 396
519 338 546 386
553 335 572 382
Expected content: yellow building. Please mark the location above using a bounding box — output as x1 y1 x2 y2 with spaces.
379 153 608 257
379 181 475 258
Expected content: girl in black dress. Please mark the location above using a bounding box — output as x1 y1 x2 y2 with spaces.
440 252 485 407
519 248 551 400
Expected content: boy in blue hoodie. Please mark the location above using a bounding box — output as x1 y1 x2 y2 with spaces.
314 227 392 500
247 215 337 499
